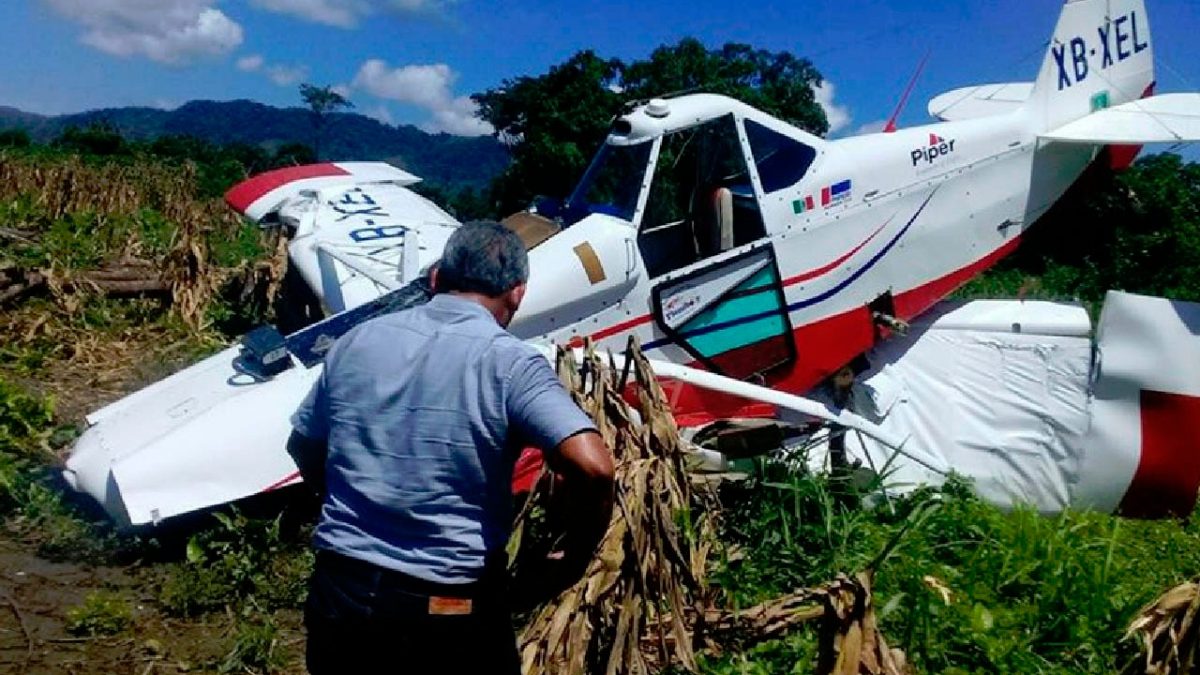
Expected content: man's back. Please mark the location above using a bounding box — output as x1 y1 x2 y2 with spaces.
292 220 612 675
292 293 584 584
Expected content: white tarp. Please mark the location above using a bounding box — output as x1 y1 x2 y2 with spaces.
802 300 1094 512
810 293 1200 517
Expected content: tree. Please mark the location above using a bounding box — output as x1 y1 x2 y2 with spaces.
958 152 1200 307
299 83 354 161
0 129 31 149
52 121 129 157
473 39 828 215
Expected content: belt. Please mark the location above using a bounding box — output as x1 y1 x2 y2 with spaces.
315 549 509 598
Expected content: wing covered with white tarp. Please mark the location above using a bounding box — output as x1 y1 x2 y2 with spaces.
803 300 1094 512
814 293 1200 517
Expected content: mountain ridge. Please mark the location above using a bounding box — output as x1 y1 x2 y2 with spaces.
0 99 508 189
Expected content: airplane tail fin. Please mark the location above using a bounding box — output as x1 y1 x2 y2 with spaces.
1024 0 1155 133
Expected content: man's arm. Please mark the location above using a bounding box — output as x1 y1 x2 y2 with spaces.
507 352 615 571
286 429 329 498
289 366 332 498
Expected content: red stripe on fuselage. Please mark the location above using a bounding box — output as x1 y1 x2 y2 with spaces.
593 314 655 341
262 470 302 492
225 163 351 214
782 220 891 285
574 220 894 348
663 235 1024 425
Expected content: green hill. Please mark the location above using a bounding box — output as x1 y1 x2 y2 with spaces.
0 100 508 189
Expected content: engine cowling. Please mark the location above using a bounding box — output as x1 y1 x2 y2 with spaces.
511 214 640 337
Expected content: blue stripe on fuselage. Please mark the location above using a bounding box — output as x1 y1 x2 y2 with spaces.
642 189 937 351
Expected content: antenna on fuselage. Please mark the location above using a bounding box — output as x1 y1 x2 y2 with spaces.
883 50 931 133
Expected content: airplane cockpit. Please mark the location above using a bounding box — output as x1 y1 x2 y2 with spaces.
512 94 825 377
541 94 822 282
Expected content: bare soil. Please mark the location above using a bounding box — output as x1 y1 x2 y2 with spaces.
0 537 306 675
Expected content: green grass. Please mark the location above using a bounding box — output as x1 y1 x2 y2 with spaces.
706 468 1200 673
160 510 313 617
66 590 133 637
219 615 288 674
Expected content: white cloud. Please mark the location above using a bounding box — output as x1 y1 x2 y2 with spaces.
266 63 309 86
237 54 265 71
350 59 492 136
355 60 453 107
854 119 889 136
426 97 493 136
384 0 455 15
249 0 367 28
250 0 454 28
237 54 308 87
364 105 394 125
353 61 452 108
42 0 243 65
813 81 851 135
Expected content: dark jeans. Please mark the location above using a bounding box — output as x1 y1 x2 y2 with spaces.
304 550 521 675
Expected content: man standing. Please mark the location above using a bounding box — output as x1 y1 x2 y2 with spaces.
287 221 614 674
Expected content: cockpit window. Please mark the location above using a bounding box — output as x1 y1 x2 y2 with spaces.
637 114 766 278
744 119 817 194
562 140 653 225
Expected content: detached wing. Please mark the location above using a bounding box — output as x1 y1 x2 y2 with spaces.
225 162 460 314
225 162 420 222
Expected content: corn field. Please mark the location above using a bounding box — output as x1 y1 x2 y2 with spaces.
0 153 282 328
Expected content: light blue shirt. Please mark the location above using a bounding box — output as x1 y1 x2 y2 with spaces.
291 294 596 584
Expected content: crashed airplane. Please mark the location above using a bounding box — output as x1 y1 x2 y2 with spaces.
63 0 1200 525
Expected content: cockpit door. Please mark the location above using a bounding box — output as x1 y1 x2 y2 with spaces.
650 244 795 380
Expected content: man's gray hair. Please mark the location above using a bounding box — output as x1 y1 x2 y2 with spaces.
436 220 529 297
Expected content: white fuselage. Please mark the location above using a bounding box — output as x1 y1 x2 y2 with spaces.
510 99 1097 421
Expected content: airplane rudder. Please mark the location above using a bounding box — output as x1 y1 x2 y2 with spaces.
1026 0 1154 130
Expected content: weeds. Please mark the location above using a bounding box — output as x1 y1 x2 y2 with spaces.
220 616 287 674
160 510 312 617
66 590 132 636
0 378 118 560
709 468 1200 673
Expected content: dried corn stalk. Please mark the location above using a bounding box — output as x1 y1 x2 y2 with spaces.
515 339 908 674
518 339 713 675
1124 578 1200 674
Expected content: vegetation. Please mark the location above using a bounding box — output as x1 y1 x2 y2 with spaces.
66 591 133 637
0 61 1197 672
160 510 311 617
299 83 354 161
707 470 1200 673
474 39 828 214
220 617 288 674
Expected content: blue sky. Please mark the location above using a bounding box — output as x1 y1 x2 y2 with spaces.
2 0 1197 151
